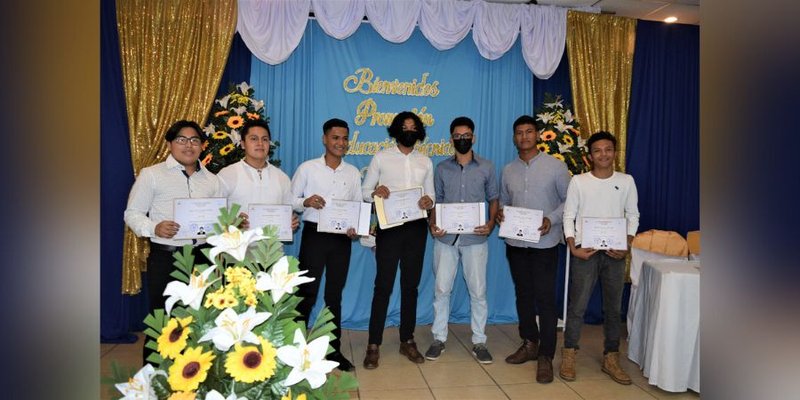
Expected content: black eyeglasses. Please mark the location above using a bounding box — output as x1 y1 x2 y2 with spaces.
174 136 202 146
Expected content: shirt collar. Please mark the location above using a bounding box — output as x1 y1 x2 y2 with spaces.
516 151 542 166
165 154 203 173
449 152 481 167
240 159 271 171
317 154 345 171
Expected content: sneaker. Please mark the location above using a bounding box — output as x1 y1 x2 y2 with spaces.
472 343 493 364
425 340 446 360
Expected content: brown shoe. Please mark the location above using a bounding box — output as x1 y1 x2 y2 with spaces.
559 348 577 381
399 340 425 364
536 355 554 383
363 344 380 369
602 352 632 385
505 339 538 364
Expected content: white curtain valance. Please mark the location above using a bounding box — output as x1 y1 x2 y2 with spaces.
237 0 569 78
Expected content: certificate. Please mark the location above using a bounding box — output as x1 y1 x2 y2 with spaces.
374 186 427 229
247 204 293 242
581 217 627 250
498 206 543 243
173 197 227 239
434 202 485 234
317 199 372 236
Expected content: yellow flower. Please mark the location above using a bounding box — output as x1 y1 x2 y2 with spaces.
167 347 215 392
219 144 235 156
281 389 307 400
553 153 566 162
201 154 212 166
540 130 557 141
157 316 193 359
231 93 251 105
167 392 196 400
212 131 228 139
227 115 245 129
244 293 258 307
214 110 229 118
225 338 278 383
562 135 574 146
225 267 253 285
537 143 550 153
207 290 238 310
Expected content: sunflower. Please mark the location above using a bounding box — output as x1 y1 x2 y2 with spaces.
167 392 196 400
540 130 557 141
227 115 245 129
552 153 566 162
219 144 236 156
225 337 278 383
536 143 550 153
167 347 215 392
212 131 228 139
157 316 193 359
562 135 574 146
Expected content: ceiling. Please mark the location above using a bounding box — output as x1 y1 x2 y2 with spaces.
488 0 700 25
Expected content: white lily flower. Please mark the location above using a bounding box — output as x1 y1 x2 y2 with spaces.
206 225 266 262
229 129 242 146
163 265 216 315
577 136 588 151
237 81 252 94
536 112 554 124
216 94 231 109
277 329 338 389
203 123 215 136
232 106 247 116
563 109 574 123
544 98 563 108
255 256 314 303
250 98 264 111
205 389 246 400
115 364 167 400
198 306 271 352
554 120 573 133
557 142 573 153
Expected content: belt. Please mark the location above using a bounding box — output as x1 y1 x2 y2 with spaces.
149 242 185 253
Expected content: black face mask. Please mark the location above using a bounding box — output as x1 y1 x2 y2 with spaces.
453 138 473 154
396 131 418 147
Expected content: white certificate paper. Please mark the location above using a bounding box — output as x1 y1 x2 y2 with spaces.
582 217 627 250
317 199 372 236
173 198 227 239
434 202 485 234
247 204 293 242
374 186 427 229
498 206 544 243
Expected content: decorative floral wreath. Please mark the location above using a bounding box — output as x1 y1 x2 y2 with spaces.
535 93 590 176
201 82 281 174
112 205 356 400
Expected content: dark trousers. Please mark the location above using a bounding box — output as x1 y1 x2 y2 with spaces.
296 222 353 354
368 219 428 345
505 244 559 358
142 242 209 364
564 250 625 353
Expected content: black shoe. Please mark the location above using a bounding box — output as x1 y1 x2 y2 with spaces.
329 351 355 372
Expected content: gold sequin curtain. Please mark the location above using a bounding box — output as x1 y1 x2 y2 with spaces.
116 0 237 294
566 11 636 171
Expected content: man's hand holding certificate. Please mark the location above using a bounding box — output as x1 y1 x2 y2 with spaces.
374 186 428 229
247 204 293 242
317 199 372 236
173 198 228 239
434 202 485 234
581 217 627 250
498 206 544 243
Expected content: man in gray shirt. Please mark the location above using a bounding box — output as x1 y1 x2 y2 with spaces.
498 115 571 383
426 117 499 364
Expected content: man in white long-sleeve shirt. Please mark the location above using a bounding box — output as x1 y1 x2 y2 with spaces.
123 120 222 364
291 118 362 372
559 131 640 385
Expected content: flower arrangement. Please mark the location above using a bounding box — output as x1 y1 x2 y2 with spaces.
115 205 356 400
201 82 281 174
534 93 590 176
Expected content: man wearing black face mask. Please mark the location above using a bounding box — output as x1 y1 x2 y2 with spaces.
361 111 435 369
425 116 499 364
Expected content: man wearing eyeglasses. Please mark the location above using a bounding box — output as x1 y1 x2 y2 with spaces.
425 116 499 365
124 119 222 364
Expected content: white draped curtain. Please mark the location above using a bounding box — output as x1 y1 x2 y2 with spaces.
237 0 570 79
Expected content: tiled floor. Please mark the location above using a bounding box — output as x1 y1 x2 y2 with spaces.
101 324 700 399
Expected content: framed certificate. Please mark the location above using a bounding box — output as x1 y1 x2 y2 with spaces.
317 199 372 236
173 198 228 239
374 186 427 229
498 206 544 243
434 202 485 234
581 217 627 250
247 204 293 242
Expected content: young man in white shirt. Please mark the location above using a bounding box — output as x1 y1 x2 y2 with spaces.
291 118 362 372
560 131 640 385
123 120 222 364
361 111 435 369
216 119 299 231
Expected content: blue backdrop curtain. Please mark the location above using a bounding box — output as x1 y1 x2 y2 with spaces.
626 20 699 236
250 20 534 330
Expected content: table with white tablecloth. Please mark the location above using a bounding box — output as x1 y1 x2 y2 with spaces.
628 259 700 393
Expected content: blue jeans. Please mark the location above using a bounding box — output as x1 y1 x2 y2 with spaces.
431 239 488 344
563 251 625 353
